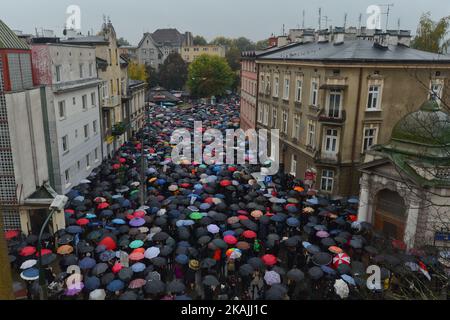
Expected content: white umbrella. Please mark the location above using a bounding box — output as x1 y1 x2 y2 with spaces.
264 271 281 286
207 224 220 234
145 247 160 259
334 279 349 299
80 179 91 184
20 259 37 270
89 289 106 300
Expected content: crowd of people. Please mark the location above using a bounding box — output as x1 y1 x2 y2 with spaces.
6 97 450 300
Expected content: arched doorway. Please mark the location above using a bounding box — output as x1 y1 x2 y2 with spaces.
374 189 407 241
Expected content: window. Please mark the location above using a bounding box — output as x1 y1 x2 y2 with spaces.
62 135 68 152
75 129 78 139
55 65 62 82
363 125 378 152
295 78 303 102
283 76 290 100
311 80 319 106
324 129 338 153
73 97 76 105
117 79 120 95
77 161 81 170
91 92 96 106
307 121 316 148
84 124 89 139
86 154 90 168
430 82 443 104
320 170 334 192
290 154 297 176
271 108 278 128
292 114 300 139
89 63 93 77
328 89 342 118
58 100 66 119
282 110 288 134
95 148 99 161
65 169 70 184
258 105 264 123
273 75 279 97
79 63 84 78
82 95 87 110
260 74 265 93
93 120 98 134
367 85 381 110
108 49 112 65
266 75 271 94
263 105 269 125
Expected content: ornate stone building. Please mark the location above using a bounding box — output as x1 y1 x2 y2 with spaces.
358 99 450 249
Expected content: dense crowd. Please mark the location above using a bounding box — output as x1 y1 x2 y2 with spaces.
6 97 450 300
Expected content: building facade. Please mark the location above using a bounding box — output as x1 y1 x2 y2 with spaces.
0 20 64 235
31 41 103 195
358 99 450 249
256 29 450 196
181 45 225 63
240 51 258 130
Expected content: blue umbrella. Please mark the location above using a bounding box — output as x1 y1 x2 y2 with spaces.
66 225 83 234
270 214 286 222
89 222 102 228
286 217 300 227
175 294 192 300
223 230 236 237
168 210 181 219
85 276 101 291
306 198 319 205
21 267 39 280
112 219 126 225
67 190 80 200
175 254 189 265
341 274 356 286
79 257 96 269
74 196 85 202
347 197 359 204
95 245 107 254
131 263 146 273
287 206 299 214
321 265 337 275
199 203 211 211
112 195 123 200
194 184 203 190
156 179 166 185
120 199 131 208
177 241 190 248
106 279 125 292
85 213 97 219
100 210 114 217
214 193 225 199
99 251 116 262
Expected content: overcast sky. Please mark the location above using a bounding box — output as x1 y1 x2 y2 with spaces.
1 0 449 44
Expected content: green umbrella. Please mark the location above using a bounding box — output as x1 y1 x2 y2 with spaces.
129 190 139 196
129 240 144 249
189 212 203 220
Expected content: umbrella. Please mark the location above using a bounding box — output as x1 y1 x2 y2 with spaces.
236 241 250 250
129 240 144 249
223 235 238 245
287 268 304 282
202 275 220 287
85 276 101 292
265 285 285 300
79 257 96 270
239 264 254 276
150 257 167 267
166 280 185 293
334 279 349 299
175 254 189 265
41 253 57 266
145 247 160 259
333 253 351 268
341 274 356 286
152 232 169 241
89 289 106 300
106 279 125 292
99 250 116 262
207 224 220 234
19 246 36 257
20 259 37 269
312 252 332 266
144 279 165 294
200 258 216 269
131 262 146 273
286 217 300 227
20 268 39 281
92 263 109 276
212 239 227 249
264 270 281 285
129 278 146 289
261 254 277 266
66 226 83 234
308 266 323 280
57 245 73 255
248 257 265 269
65 283 84 296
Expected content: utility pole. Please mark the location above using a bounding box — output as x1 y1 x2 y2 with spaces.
344 13 348 29
379 3 394 30
0 209 14 300
318 7 322 30
302 10 305 29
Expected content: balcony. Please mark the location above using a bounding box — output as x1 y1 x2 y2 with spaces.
320 76 348 90
101 95 121 108
318 109 346 125
315 151 340 164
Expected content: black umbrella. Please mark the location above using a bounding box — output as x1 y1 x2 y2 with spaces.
92 263 109 276
321 238 336 247
241 219 258 231
57 234 74 245
119 291 138 300
200 258 216 269
166 280 185 293
150 257 167 267
248 257 265 269
202 275 219 287
287 268 304 282
308 266 324 280
61 254 78 266
41 253 57 266
197 235 211 245
239 264 254 276
364 246 378 255
101 273 115 286
153 232 169 241
212 238 227 249
144 279 165 294
312 252 332 266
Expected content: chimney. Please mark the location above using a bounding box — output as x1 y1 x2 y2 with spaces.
302 29 315 43
373 29 388 49
398 30 412 47
333 27 345 45
277 35 288 47
386 30 399 46
318 29 329 43
268 36 278 47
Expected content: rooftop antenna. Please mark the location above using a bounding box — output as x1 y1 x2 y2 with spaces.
344 13 348 29
302 10 305 28
358 13 362 29
397 18 401 31
378 3 394 30
318 7 322 30
282 24 285 36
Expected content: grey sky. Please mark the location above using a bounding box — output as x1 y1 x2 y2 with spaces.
1 0 449 44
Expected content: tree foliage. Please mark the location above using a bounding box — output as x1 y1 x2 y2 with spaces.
187 54 234 98
193 35 208 46
128 61 148 82
117 37 131 47
157 52 188 90
412 12 450 54
255 39 270 50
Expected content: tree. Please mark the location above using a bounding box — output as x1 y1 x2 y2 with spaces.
193 35 208 46
210 36 234 48
117 37 131 47
256 39 270 50
232 37 256 52
225 46 242 71
412 12 450 54
146 65 159 88
187 54 234 98
128 61 148 82
158 52 188 90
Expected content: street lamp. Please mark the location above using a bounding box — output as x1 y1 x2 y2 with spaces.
37 195 68 300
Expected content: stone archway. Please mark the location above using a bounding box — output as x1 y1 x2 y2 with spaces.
374 189 407 241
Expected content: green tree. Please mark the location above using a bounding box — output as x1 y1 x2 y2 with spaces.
255 39 270 50
225 46 242 71
146 65 159 88
117 37 131 47
210 36 234 48
187 54 234 98
412 12 450 54
193 35 208 46
232 37 256 52
128 61 148 82
158 52 188 90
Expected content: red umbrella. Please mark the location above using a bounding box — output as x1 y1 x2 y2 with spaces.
65 209 75 215
112 262 123 274
112 164 121 170
237 210 248 216
97 202 110 210
242 230 257 239
20 246 36 257
132 248 145 254
5 230 19 240
228 166 237 172
204 197 214 204
133 210 146 218
99 237 117 251
238 215 249 221
224 235 238 245
36 249 52 256
76 218 89 226
332 253 351 268
180 183 190 188
126 214 135 220
220 180 232 187
119 158 126 163
129 252 144 261
261 254 277 266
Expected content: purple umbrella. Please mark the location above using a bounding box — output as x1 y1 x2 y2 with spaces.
207 224 220 234
65 282 84 296
316 231 330 238
129 218 145 227
264 270 281 286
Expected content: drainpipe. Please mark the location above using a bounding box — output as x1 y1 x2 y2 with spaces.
255 59 260 130
26 90 39 187
40 86 55 188
350 67 363 195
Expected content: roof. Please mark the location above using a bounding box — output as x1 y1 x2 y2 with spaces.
129 79 146 88
0 19 30 50
151 28 184 46
62 35 108 45
258 39 450 63
147 86 180 103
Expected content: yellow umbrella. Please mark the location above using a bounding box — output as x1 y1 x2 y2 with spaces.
57 245 73 255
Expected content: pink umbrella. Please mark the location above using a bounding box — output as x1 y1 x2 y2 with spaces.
316 231 330 238
223 235 238 245
128 278 146 289
129 252 145 261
